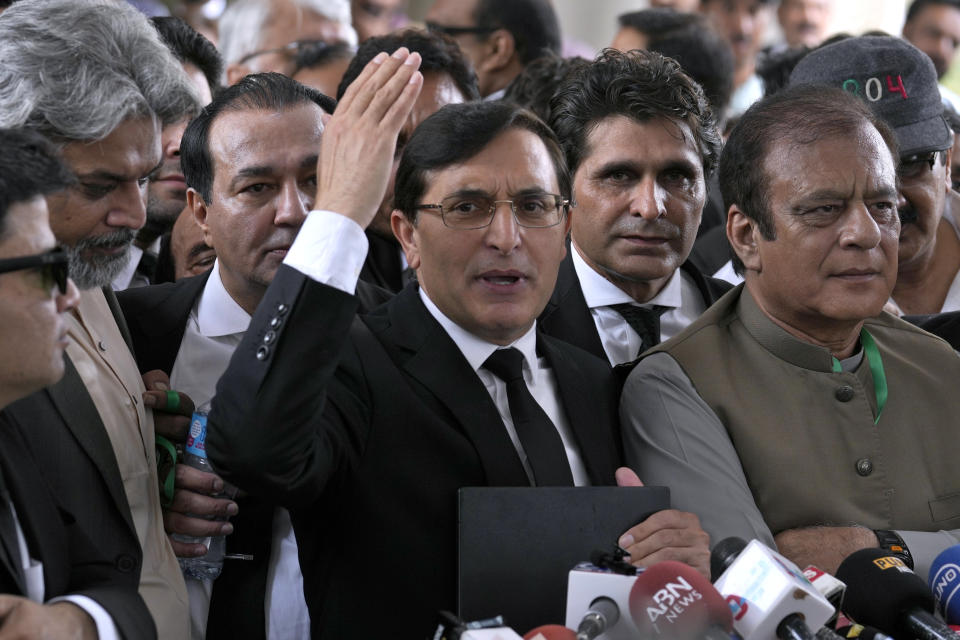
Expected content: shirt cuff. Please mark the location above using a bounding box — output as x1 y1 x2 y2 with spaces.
897 529 960 581
283 210 369 294
49 595 119 640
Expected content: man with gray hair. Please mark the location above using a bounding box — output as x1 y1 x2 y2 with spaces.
0 1 200 637
219 0 358 86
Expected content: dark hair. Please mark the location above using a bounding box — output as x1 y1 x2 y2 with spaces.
0 128 74 237
292 40 355 77
150 16 224 99
906 0 960 23
336 29 479 102
550 48 722 177
719 85 899 273
474 0 561 65
181 72 331 202
502 52 589 124
615 10 734 115
393 101 570 220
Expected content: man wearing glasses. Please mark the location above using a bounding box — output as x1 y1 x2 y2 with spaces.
0 128 156 639
219 0 357 86
425 0 561 99
205 50 710 637
0 2 200 637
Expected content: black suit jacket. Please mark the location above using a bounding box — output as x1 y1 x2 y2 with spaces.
538 252 733 362
117 270 393 640
0 414 153 636
905 311 960 350
205 266 622 638
1 288 156 639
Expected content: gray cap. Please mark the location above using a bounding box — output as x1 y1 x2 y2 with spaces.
788 36 951 157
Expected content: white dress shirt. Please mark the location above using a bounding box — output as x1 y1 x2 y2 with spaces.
571 245 706 365
284 210 589 485
4 501 119 640
169 262 310 640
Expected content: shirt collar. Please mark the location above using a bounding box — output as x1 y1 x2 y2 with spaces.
197 260 252 338
571 242 682 310
417 286 539 373
110 245 143 291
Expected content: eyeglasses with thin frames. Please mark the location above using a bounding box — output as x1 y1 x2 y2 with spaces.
899 150 942 181
0 247 70 294
236 39 349 67
415 193 569 229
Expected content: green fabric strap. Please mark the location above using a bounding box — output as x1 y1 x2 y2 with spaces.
831 328 887 424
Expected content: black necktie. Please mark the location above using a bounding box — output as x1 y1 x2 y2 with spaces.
609 303 670 357
0 469 24 590
136 251 158 282
482 348 574 487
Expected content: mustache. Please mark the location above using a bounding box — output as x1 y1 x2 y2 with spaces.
610 218 680 239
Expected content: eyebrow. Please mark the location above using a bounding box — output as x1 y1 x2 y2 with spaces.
229 155 319 188
187 242 213 260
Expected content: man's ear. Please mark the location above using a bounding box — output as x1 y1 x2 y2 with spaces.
225 63 250 87
187 188 214 250
476 28 516 74
727 204 762 272
391 209 420 270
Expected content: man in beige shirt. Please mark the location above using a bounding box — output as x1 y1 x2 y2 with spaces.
0 1 202 637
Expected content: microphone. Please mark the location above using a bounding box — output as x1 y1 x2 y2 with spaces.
711 539 835 640
628 560 734 640
929 545 960 624
711 536 748 582
835 547 960 640
564 560 640 640
523 625 577 640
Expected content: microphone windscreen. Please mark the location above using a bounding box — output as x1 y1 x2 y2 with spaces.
929 545 960 624
711 537 747 582
629 561 733 640
523 625 576 640
835 547 935 633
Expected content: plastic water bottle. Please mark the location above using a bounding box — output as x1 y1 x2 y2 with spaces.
174 402 225 580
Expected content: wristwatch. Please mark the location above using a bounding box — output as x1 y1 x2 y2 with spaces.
874 529 914 570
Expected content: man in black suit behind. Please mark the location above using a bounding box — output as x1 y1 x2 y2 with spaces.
206 49 710 638
541 49 731 369
0 128 154 639
118 73 390 640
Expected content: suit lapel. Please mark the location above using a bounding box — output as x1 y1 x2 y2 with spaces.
46 357 134 533
0 464 25 595
372 287 531 486
537 334 617 485
539 252 608 361
680 260 732 307
102 286 136 356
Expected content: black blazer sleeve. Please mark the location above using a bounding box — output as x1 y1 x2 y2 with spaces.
206 265 361 508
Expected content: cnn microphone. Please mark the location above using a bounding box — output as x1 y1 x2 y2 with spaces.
929 545 960 624
629 560 734 640
835 547 960 640
711 538 835 640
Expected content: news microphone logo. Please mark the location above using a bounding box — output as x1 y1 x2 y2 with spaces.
872 556 912 573
642 575 704 629
726 595 749 621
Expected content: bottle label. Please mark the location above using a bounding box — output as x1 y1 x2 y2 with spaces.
185 412 208 459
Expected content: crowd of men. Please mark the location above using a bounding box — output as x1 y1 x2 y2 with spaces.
0 0 959 637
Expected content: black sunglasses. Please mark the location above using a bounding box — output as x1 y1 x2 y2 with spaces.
0 247 69 294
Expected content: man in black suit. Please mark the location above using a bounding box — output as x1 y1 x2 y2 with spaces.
206 49 710 638
0 2 200 636
118 73 390 640
0 128 155 639
541 50 731 368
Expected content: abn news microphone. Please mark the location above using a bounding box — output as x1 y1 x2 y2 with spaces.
929 545 960 625
711 538 835 640
835 547 960 640
628 560 734 640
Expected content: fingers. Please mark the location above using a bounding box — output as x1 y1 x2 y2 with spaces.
176 464 225 495
141 370 196 418
164 508 233 538
338 48 421 121
618 510 711 579
0 595 24 621
615 466 645 487
169 535 209 559
153 412 191 440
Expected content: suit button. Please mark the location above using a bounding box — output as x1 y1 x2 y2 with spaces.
835 385 855 402
276 303 289 316
256 346 270 361
116 554 137 573
269 316 282 329
263 331 276 345
856 458 873 476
